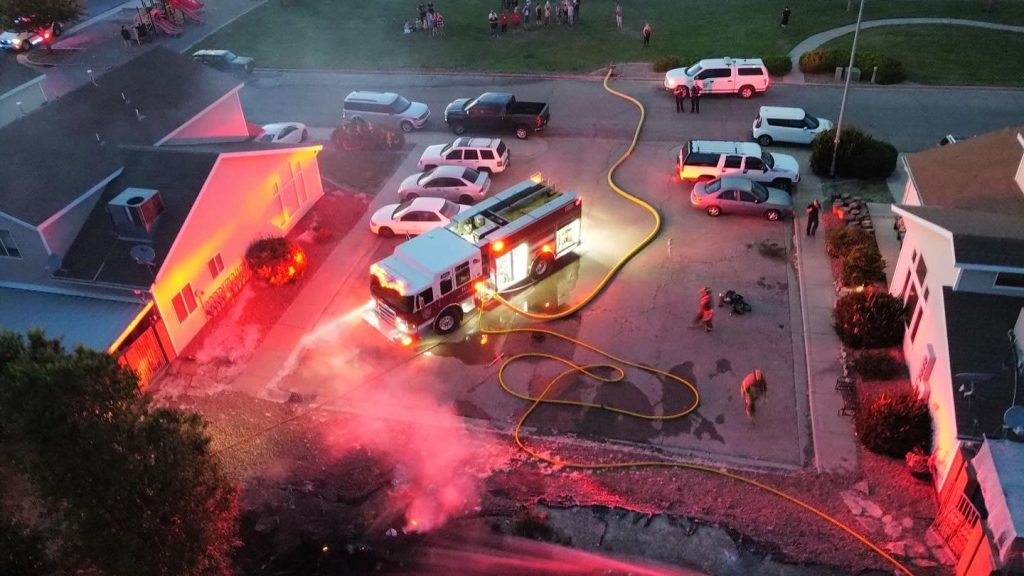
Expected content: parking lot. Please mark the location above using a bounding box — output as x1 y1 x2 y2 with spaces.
267 131 812 470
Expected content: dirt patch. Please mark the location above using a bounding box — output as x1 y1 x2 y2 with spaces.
318 147 410 196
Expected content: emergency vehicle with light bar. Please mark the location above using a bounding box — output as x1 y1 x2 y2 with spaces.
364 176 582 344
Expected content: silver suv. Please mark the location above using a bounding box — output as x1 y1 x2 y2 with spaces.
677 140 800 191
342 91 430 133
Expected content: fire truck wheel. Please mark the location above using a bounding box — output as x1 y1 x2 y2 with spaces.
435 307 462 335
530 254 554 279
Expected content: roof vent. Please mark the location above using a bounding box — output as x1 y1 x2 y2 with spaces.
106 188 165 241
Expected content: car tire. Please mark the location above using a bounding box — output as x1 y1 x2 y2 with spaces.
400 121 414 133
479 167 492 174
766 209 781 221
451 122 466 135
739 85 755 99
459 194 474 204
707 206 721 217
434 306 463 335
531 254 554 279
244 63 253 74
378 227 395 238
514 125 530 140
757 135 773 146
423 164 436 171
771 179 792 192
301 129 308 142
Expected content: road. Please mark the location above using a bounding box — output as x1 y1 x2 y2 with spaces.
241 70 1024 153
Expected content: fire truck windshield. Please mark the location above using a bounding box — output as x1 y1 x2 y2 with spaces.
370 276 414 314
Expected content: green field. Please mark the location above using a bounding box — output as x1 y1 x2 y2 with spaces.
197 0 1024 73
820 25 1024 87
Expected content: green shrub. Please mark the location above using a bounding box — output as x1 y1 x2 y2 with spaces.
762 55 793 76
653 56 686 73
854 51 906 84
855 390 931 458
825 225 874 259
811 126 898 179
841 245 887 286
245 237 308 286
851 351 907 381
798 49 842 74
833 289 907 349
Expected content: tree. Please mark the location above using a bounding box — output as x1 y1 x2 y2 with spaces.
0 331 240 575
0 514 54 576
0 0 84 28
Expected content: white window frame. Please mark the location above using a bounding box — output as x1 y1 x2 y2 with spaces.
0 229 21 258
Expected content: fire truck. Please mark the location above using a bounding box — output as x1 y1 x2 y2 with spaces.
364 177 583 344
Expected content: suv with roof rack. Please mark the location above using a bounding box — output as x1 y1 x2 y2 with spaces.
664 57 770 99
677 140 800 191
418 138 510 173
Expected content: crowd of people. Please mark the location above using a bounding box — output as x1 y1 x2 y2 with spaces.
405 3 446 36
487 0 588 37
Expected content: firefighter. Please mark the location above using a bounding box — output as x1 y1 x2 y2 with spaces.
692 287 713 327
741 369 768 422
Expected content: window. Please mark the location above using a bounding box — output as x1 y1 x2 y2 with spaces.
744 157 765 171
440 271 453 295
480 149 495 160
0 229 21 258
910 308 923 342
455 262 471 287
208 253 224 279
737 67 765 76
995 272 1024 289
739 191 756 203
445 150 463 160
718 190 737 201
171 283 198 324
904 284 919 327
463 150 479 161
899 270 912 299
923 286 930 302
915 256 928 285
416 288 434 310
724 155 743 169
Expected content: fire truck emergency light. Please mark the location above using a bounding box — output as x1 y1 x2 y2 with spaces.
491 240 505 253
530 172 544 183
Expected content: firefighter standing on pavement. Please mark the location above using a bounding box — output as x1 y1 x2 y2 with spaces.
674 85 687 113
741 369 768 422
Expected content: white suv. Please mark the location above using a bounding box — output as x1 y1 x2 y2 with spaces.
752 106 833 146
418 138 510 173
677 140 801 191
664 58 770 99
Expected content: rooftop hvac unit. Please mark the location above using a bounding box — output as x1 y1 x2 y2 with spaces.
106 188 164 240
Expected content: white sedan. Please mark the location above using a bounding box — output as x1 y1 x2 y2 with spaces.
369 197 469 237
398 165 491 203
257 122 308 144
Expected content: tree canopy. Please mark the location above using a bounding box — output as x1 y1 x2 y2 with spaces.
0 330 239 576
0 0 84 28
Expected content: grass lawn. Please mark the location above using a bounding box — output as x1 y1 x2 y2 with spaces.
198 0 1024 73
820 25 1024 87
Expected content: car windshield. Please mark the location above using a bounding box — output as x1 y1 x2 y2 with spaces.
391 96 412 113
496 141 507 156
706 179 722 193
440 200 460 217
685 64 703 77
370 277 414 314
223 51 236 60
258 133 276 142
463 168 481 182
761 151 775 169
804 115 820 129
392 199 415 218
751 182 769 202
417 169 437 183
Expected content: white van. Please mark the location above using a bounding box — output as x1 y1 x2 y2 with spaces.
752 106 833 146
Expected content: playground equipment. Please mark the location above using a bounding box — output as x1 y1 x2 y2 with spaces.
132 0 204 37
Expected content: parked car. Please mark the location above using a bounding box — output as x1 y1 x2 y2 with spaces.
257 122 308 144
418 138 510 173
444 92 550 140
677 140 800 191
398 166 491 203
0 16 63 52
342 91 430 133
690 176 793 221
664 57 770 99
369 197 469 237
192 50 254 73
752 106 832 146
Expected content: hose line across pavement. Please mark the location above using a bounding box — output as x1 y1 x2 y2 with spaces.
479 68 915 576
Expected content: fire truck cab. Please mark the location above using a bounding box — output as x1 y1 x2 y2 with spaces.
365 178 582 344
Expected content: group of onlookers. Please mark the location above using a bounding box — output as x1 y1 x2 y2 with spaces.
405 3 445 36
488 0 585 37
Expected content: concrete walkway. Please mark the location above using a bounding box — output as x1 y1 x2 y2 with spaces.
785 18 1024 84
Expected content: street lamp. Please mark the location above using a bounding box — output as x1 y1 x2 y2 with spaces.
829 0 867 178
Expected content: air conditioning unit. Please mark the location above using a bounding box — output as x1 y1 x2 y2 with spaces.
106 188 164 240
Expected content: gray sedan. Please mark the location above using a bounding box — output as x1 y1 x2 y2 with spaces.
690 176 792 221
398 165 491 204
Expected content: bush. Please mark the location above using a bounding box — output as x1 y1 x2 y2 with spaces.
825 225 874 259
811 126 898 179
855 390 931 458
653 56 686 73
762 55 793 76
245 237 308 286
851 351 907 381
841 245 887 286
799 49 843 74
799 49 905 84
833 289 907 349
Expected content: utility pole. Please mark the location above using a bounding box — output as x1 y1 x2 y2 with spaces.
830 0 866 178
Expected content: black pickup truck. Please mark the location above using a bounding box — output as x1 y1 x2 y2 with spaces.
443 92 550 140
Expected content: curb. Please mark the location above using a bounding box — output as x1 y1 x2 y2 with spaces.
0 74 44 101
257 66 659 83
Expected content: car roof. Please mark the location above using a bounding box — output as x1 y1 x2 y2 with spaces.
453 137 500 149
428 165 473 177
695 57 765 68
759 106 806 120
689 140 762 156
193 49 228 57
346 90 399 104
407 197 448 211
714 176 755 191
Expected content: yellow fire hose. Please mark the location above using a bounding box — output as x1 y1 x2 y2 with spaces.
479 69 915 576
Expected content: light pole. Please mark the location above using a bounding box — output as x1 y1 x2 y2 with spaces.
829 0 866 178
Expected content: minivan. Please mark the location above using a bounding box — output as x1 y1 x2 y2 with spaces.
342 91 431 133
752 106 832 146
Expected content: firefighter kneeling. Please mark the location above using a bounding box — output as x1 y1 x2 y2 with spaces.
741 369 768 423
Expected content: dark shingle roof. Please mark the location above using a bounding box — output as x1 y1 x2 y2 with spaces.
898 205 1024 268
904 126 1024 217
56 146 219 288
944 287 1024 440
0 47 241 226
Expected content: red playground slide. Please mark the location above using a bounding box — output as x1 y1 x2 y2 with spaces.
175 0 205 11
149 8 183 35
175 4 203 23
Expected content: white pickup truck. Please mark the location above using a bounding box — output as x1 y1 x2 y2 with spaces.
664 57 771 99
